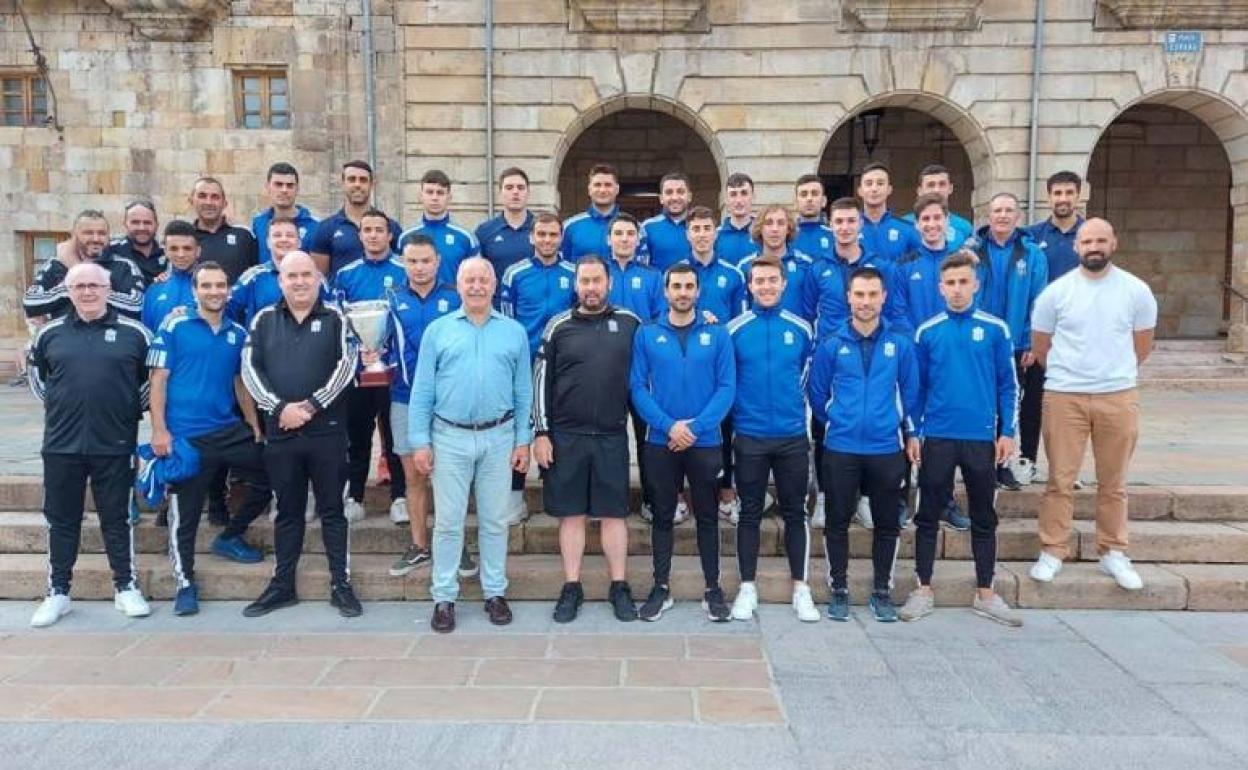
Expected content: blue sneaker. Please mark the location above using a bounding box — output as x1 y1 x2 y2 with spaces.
940 500 971 531
211 534 263 564
174 583 199 616
827 589 850 622
869 592 898 622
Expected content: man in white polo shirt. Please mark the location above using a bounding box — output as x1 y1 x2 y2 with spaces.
1027 218 1157 591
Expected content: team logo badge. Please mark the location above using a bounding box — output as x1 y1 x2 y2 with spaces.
311 320 322 333
437 299 449 312
717 276 727 288
838 345 850 356
227 233 237 246
104 329 116 343
494 235 504 243
1016 261 1027 276
821 237 829 249
972 327 985 342
783 330 794 346
333 229 344 239
559 277 569 289
444 234 455 245
608 319 619 333
227 330 237 345
787 262 796 272
397 303 409 311
884 341 896 357
699 332 711 346
910 272 922 281
631 277 642 289
888 230 899 242
656 334 668 344
299 227 307 238
383 276 394 287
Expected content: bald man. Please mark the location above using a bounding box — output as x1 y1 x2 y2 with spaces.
1029 218 1157 592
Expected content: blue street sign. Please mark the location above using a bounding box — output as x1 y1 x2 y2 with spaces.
1163 31 1202 54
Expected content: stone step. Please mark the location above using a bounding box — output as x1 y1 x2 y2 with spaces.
6 552 1243 610
1141 352 1247 366
1138 365 1248 379
1138 378 1248 391
1151 339 1229 352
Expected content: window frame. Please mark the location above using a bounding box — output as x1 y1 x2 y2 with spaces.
20 231 70 287
1 71 49 128
231 68 290 130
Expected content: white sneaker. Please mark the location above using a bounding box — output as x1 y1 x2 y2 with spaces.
114 589 151 618
730 581 758 621
1072 478 1086 491
718 497 740 526
639 503 655 523
1011 457 1036 486
854 496 874 530
343 498 365 523
30 594 71 628
389 497 410 525
810 498 826 529
792 583 820 623
1099 550 1143 591
505 490 529 526
1029 552 1063 583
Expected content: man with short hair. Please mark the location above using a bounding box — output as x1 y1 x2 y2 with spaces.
630 263 736 622
896 194 960 331
561 163 621 261
476 167 535 285
309 160 402 277
190 177 258 285
1029 218 1156 592
901 164 973 250
241 251 361 618
739 205 817 323
900 250 1021 626
411 258 532 633
141 220 199 331
641 171 693 271
229 217 329 326
793 174 834 262
715 172 757 268
399 169 479 286
25 210 145 321
149 260 270 616
727 257 819 623
104 200 166 286
857 162 921 263
534 256 644 623
253 162 318 265
28 262 153 628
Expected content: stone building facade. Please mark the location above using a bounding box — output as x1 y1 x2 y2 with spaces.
2 0 1247 347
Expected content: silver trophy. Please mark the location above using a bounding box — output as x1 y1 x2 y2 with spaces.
344 299 392 386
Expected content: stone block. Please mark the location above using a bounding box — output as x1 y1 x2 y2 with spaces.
944 519 1061 561
1163 563 1248 610
1169 486 1248 521
1083 521 1248 563
405 75 483 104
1010 561 1187 610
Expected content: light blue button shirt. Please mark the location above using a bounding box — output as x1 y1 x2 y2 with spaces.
409 308 533 448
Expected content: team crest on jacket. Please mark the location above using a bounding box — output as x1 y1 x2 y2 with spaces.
884 341 895 357
559 277 569 289
972 326 985 342
717 276 727 288
444 234 454 245
227 233 237 245
227 331 237 345
821 237 829 248
437 299 449 312
104 329 116 343
783 330 794 346
311 320 322 333
383 276 394 287
608 319 618 332
631 276 642 289
888 230 899 241
1016 260 1027 276
699 332 711 346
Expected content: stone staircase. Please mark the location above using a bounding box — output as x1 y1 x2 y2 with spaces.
1139 338 1248 389
0 476 1245 611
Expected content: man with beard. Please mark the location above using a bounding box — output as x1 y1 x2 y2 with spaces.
477 167 536 285
562 164 623 262
793 174 834 262
253 162 318 265
309 160 401 277
104 200 166 286
857 163 921 263
1029 218 1156 592
141 221 199 331
190 177 258 285
715 173 757 268
25 209 144 321
641 171 693 272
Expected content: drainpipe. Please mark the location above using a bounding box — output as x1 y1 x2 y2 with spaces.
1026 0 1045 222
485 0 496 216
362 0 379 201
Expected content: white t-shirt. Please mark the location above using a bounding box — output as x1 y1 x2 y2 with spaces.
1031 265 1158 393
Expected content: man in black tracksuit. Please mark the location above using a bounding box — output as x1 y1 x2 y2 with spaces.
28 262 153 628
24 210 145 322
241 251 361 618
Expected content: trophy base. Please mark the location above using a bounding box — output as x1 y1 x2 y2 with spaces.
357 369 393 388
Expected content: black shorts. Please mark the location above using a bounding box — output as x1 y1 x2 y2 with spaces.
543 431 630 518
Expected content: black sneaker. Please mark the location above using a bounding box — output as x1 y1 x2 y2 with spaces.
638 584 673 622
702 587 731 622
996 465 1022 491
389 544 431 577
609 581 637 622
553 581 583 624
330 582 362 618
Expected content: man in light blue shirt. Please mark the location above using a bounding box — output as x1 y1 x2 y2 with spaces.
409 257 532 634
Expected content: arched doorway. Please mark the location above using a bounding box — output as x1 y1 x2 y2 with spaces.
1087 104 1232 338
555 108 722 220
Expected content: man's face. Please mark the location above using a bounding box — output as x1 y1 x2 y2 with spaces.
575 264 608 311
588 172 619 208
499 174 529 213
609 222 638 261
123 206 156 246
748 265 785 309
193 268 229 313
421 183 450 218
665 271 698 314
857 170 891 208
988 196 1020 239
67 268 108 317
829 207 861 247
268 223 301 263
1048 182 1079 220
725 183 752 218
848 276 884 324
74 217 109 260
190 182 225 225
759 210 790 251
403 244 439 287
917 173 952 203
359 216 392 256
457 262 495 314
660 179 691 218
342 167 373 206
795 181 825 219
266 173 299 209
916 204 948 246
279 254 319 306
939 265 978 311
165 234 199 272
531 220 562 260
1076 220 1116 273
687 217 715 255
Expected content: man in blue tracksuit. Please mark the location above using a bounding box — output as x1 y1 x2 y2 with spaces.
561 163 626 262
399 169 479 286
630 263 736 623
714 172 756 267
900 251 1021 627
726 256 820 623
229 218 331 327
738 204 817 323
142 221 199 332
252 162 318 265
606 213 665 322
641 171 693 272
900 164 973 251
858 162 921 263
807 266 921 623
895 194 963 332
476 167 536 288
970 192 1048 491
794 174 834 262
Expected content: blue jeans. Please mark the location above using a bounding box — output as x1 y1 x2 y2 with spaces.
430 420 514 603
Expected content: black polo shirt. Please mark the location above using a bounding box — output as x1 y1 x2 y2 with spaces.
195 222 258 285
104 237 167 286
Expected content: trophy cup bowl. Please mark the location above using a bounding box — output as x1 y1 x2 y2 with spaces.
344 299 392 387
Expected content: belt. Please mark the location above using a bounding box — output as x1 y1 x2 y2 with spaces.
435 411 514 431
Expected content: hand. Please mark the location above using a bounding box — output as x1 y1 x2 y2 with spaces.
667 420 696 452
1019 351 1036 369
511 445 530 474
906 437 922 466
413 447 434 475
533 435 554 469
995 436 1015 467
360 349 381 366
249 422 264 443
56 239 78 266
151 427 173 457
153 271 171 284
701 310 720 325
278 403 309 431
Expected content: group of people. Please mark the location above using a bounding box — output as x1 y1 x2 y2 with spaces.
24 158 1158 634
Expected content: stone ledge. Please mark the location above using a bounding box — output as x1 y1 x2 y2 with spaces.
568 0 709 33
1096 1 1248 29
841 0 982 32
100 0 230 42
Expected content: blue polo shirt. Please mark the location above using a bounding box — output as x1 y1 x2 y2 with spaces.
476 211 535 287
641 213 690 272
795 217 835 262
308 208 402 277
388 282 462 404
860 210 920 263
333 253 406 302
253 205 318 265
714 216 756 268
399 214 480 287
1026 215 1084 281
146 310 247 440
561 205 619 262
608 257 666 322
141 267 196 332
